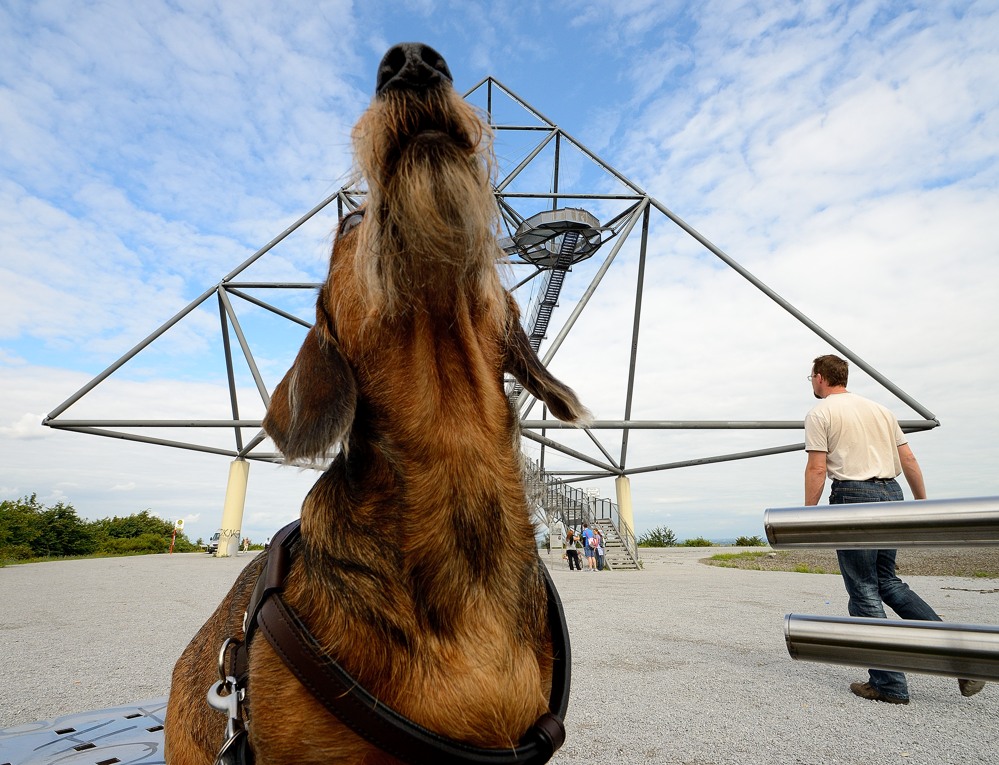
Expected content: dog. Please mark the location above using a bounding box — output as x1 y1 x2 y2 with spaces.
163 42 588 765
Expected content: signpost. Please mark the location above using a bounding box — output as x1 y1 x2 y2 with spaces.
170 518 184 554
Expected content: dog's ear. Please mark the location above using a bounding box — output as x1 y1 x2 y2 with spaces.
503 295 590 425
263 327 357 461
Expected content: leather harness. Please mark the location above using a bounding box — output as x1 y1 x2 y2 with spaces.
210 519 571 765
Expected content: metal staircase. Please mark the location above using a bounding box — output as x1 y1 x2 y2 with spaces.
510 231 580 399
525 230 579 353
502 209 638 567
523 456 641 570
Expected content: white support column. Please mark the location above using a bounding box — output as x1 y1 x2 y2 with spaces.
615 475 635 543
216 459 249 558
550 518 565 550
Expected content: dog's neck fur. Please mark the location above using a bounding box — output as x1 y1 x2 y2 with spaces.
289 291 549 742
300 293 535 616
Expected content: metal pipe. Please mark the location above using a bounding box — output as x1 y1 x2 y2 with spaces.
618 442 810 476
493 125 555 132
520 430 620 475
646 196 938 422
221 192 337 282
217 288 271 408
474 77 559 128
499 192 647 200
765 496 999 548
44 286 217 421
46 419 263 428
785 614 999 683
554 127 646 195
495 129 557 193
519 419 938 430
221 282 322 289
619 204 651 468
218 292 243 452
225 287 314 329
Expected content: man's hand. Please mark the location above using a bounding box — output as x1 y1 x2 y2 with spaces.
805 450 827 505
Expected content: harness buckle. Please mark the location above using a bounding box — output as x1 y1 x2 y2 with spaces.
208 679 245 738
208 637 250 764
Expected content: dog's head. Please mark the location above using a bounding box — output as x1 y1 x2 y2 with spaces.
263 43 588 462
349 42 501 322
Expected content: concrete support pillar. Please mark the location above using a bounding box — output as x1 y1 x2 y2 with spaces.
550 519 565 550
615 475 635 543
216 459 249 558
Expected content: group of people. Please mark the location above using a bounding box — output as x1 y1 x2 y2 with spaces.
564 522 604 571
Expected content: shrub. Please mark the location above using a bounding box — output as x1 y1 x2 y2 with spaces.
637 526 677 547
0 543 35 563
101 533 170 555
734 535 766 547
680 536 715 547
169 535 200 553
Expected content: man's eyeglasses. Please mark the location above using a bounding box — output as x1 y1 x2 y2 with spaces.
806 374 817 381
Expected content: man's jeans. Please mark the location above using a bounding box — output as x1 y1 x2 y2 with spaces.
831 479 941 701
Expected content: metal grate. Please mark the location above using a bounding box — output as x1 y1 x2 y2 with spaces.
0 699 168 765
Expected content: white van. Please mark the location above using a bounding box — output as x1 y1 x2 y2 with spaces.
206 530 222 554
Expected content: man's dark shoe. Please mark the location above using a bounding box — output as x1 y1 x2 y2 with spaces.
850 681 909 705
958 679 985 697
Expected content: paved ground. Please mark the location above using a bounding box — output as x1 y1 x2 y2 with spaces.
1 548 996 764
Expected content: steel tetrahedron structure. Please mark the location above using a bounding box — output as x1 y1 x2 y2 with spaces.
43 77 939 482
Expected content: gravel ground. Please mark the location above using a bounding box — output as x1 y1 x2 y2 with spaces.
702 547 999 580
1 548 996 764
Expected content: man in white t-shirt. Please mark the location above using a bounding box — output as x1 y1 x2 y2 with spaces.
804 354 985 704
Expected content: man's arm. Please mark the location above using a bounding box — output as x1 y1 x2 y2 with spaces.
898 442 927 499
805 450 827 506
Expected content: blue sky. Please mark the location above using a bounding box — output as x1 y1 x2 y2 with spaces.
2 0 998 545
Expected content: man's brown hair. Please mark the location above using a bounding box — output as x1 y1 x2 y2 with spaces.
813 354 849 387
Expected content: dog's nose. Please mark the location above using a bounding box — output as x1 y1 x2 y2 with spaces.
376 43 453 95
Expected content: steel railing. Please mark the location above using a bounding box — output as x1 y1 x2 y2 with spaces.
523 456 640 566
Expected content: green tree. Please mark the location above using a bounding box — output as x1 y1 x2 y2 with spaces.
2 493 201 561
735 535 766 547
0 494 45 560
37 503 98 557
92 509 173 539
637 526 678 547
91 509 199 553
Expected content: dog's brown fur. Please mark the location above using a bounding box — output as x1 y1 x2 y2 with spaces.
164 45 587 765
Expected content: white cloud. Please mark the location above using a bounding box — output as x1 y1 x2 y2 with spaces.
0 412 47 440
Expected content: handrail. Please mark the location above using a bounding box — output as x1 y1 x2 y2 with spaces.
765 496 999 548
785 615 999 683
523 456 640 566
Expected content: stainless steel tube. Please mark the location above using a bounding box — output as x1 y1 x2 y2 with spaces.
764 496 999 548
785 614 999 683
